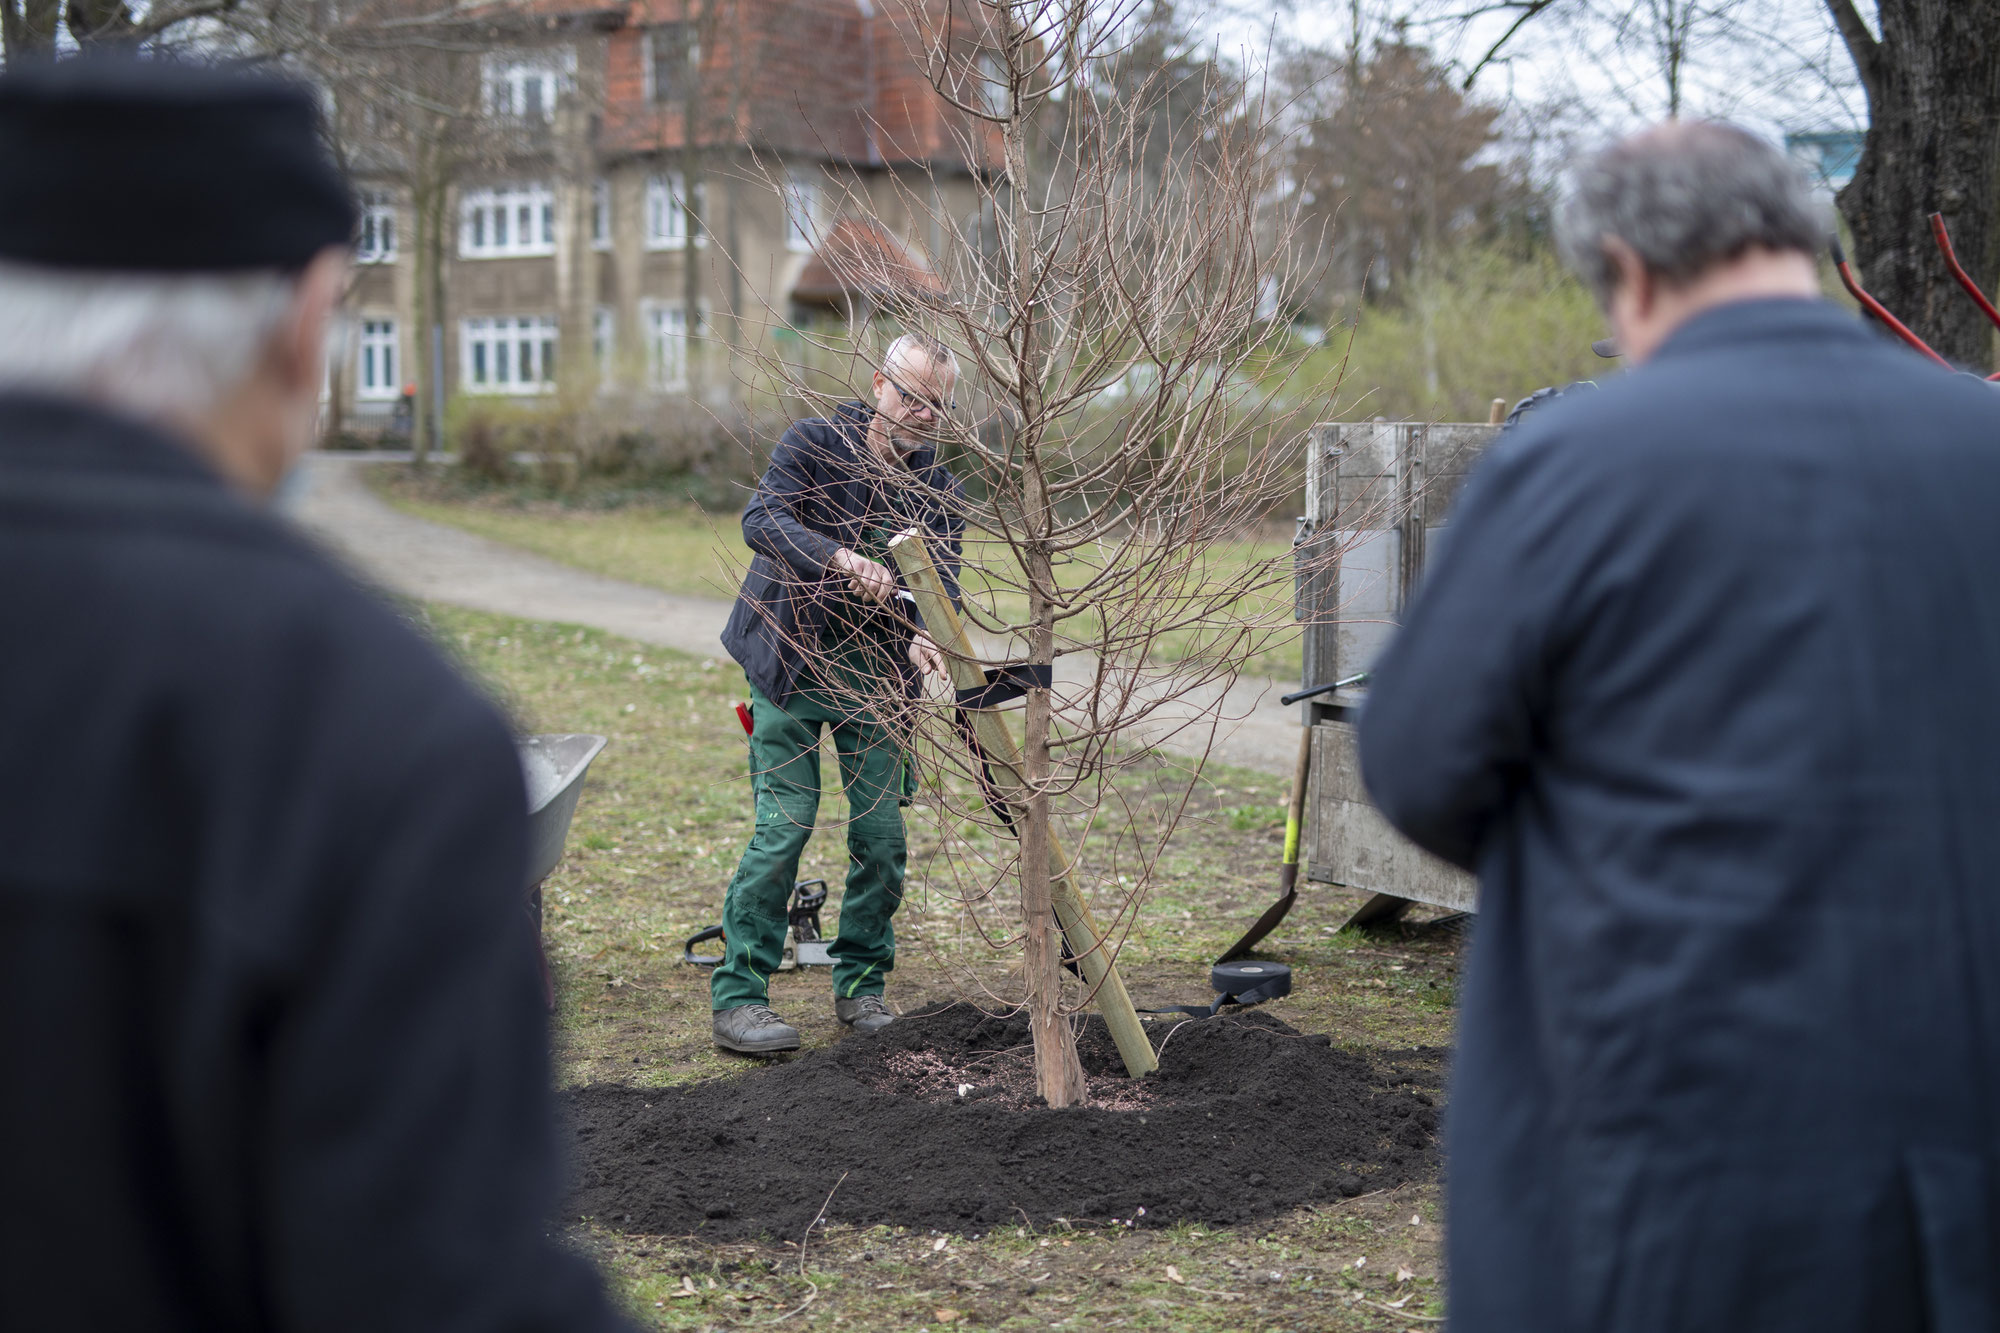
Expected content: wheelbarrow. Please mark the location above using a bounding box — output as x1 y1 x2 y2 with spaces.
519 733 608 1010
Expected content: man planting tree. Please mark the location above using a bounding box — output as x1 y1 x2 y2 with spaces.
712 333 963 1054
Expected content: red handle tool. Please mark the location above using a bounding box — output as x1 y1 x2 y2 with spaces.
1831 234 1951 369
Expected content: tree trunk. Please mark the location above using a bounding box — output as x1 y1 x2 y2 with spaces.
1020 667 1086 1108
1003 8 1086 1110
65 0 132 46
411 171 443 467
4 0 61 59
682 0 710 391
1831 0 2000 370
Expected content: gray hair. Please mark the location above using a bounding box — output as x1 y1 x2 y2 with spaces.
1557 121 1827 306
884 330 960 383
0 262 301 423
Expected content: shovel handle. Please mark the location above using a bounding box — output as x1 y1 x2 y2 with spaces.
1281 672 1369 706
1283 726 1313 868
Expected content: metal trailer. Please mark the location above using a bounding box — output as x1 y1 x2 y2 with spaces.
1295 421 1495 924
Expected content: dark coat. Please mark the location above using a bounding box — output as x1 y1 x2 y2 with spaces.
721 402 964 703
1358 299 2000 1333
0 394 632 1333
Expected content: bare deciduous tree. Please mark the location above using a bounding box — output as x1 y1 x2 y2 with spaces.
735 0 1368 1107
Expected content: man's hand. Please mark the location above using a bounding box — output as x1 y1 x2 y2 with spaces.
831 548 895 605
909 630 946 679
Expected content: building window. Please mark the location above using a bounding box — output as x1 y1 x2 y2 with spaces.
645 302 688 390
644 23 699 105
976 53 1007 117
358 319 399 399
460 184 557 259
592 178 611 250
783 169 819 252
645 172 704 249
593 306 615 366
482 53 571 121
356 190 397 263
461 315 558 393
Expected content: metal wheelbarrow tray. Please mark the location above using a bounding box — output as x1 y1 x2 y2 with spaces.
518 733 608 1008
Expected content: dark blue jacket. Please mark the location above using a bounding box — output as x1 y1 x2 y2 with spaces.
1359 299 2000 1333
0 394 633 1332
722 402 964 703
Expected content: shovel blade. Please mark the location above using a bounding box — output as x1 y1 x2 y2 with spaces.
1215 888 1298 964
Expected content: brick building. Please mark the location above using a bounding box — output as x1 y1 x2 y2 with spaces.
329 0 1000 431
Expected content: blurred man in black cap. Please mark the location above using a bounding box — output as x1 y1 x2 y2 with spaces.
0 59 633 1331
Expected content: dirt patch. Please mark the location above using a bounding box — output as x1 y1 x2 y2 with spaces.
563 1004 1444 1241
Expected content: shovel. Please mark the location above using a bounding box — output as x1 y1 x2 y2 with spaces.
1215 673 1367 963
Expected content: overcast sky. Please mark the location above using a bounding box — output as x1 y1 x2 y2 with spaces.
1202 0 1867 152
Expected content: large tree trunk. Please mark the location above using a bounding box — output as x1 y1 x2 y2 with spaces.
1830 0 2000 370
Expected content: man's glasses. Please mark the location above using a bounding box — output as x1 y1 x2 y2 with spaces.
884 372 956 418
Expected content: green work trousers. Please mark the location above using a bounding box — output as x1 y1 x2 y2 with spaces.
709 679 908 1011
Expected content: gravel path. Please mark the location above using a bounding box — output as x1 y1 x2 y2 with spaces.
290 453 1303 776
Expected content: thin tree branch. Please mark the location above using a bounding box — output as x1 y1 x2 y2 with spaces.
1821 0 1880 105
1462 0 1559 90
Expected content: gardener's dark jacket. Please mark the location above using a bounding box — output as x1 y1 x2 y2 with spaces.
0 393 635 1333
723 400 965 703
1359 298 2000 1333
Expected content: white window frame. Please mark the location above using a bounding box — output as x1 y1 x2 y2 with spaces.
593 306 615 367
357 318 401 400
460 315 559 395
641 23 700 105
481 50 574 122
644 171 705 250
643 301 690 391
783 168 820 253
591 178 612 251
460 184 557 259
356 189 397 263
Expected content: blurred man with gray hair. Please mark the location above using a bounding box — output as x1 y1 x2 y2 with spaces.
0 59 631 1331
1362 120 2000 1330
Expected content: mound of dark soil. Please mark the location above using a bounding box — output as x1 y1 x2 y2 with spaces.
563 1005 1443 1240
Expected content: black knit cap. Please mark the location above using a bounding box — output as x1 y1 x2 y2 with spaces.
0 57 358 272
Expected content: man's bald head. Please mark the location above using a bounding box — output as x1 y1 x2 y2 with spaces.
1558 120 1825 309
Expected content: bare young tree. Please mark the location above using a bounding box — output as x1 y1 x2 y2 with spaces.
734 0 1363 1107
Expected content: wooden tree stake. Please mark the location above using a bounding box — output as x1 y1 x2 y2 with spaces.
889 530 1160 1079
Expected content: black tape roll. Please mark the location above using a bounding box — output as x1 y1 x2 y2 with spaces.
1138 959 1295 1020
1211 960 1292 1006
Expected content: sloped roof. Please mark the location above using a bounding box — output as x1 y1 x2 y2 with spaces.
790 215 947 306
600 0 1004 170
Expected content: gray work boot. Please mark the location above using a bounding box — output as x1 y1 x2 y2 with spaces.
713 1003 801 1054
834 993 896 1034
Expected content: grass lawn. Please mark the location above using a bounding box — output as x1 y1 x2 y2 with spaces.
372 467 1309 684
424 602 1461 1330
